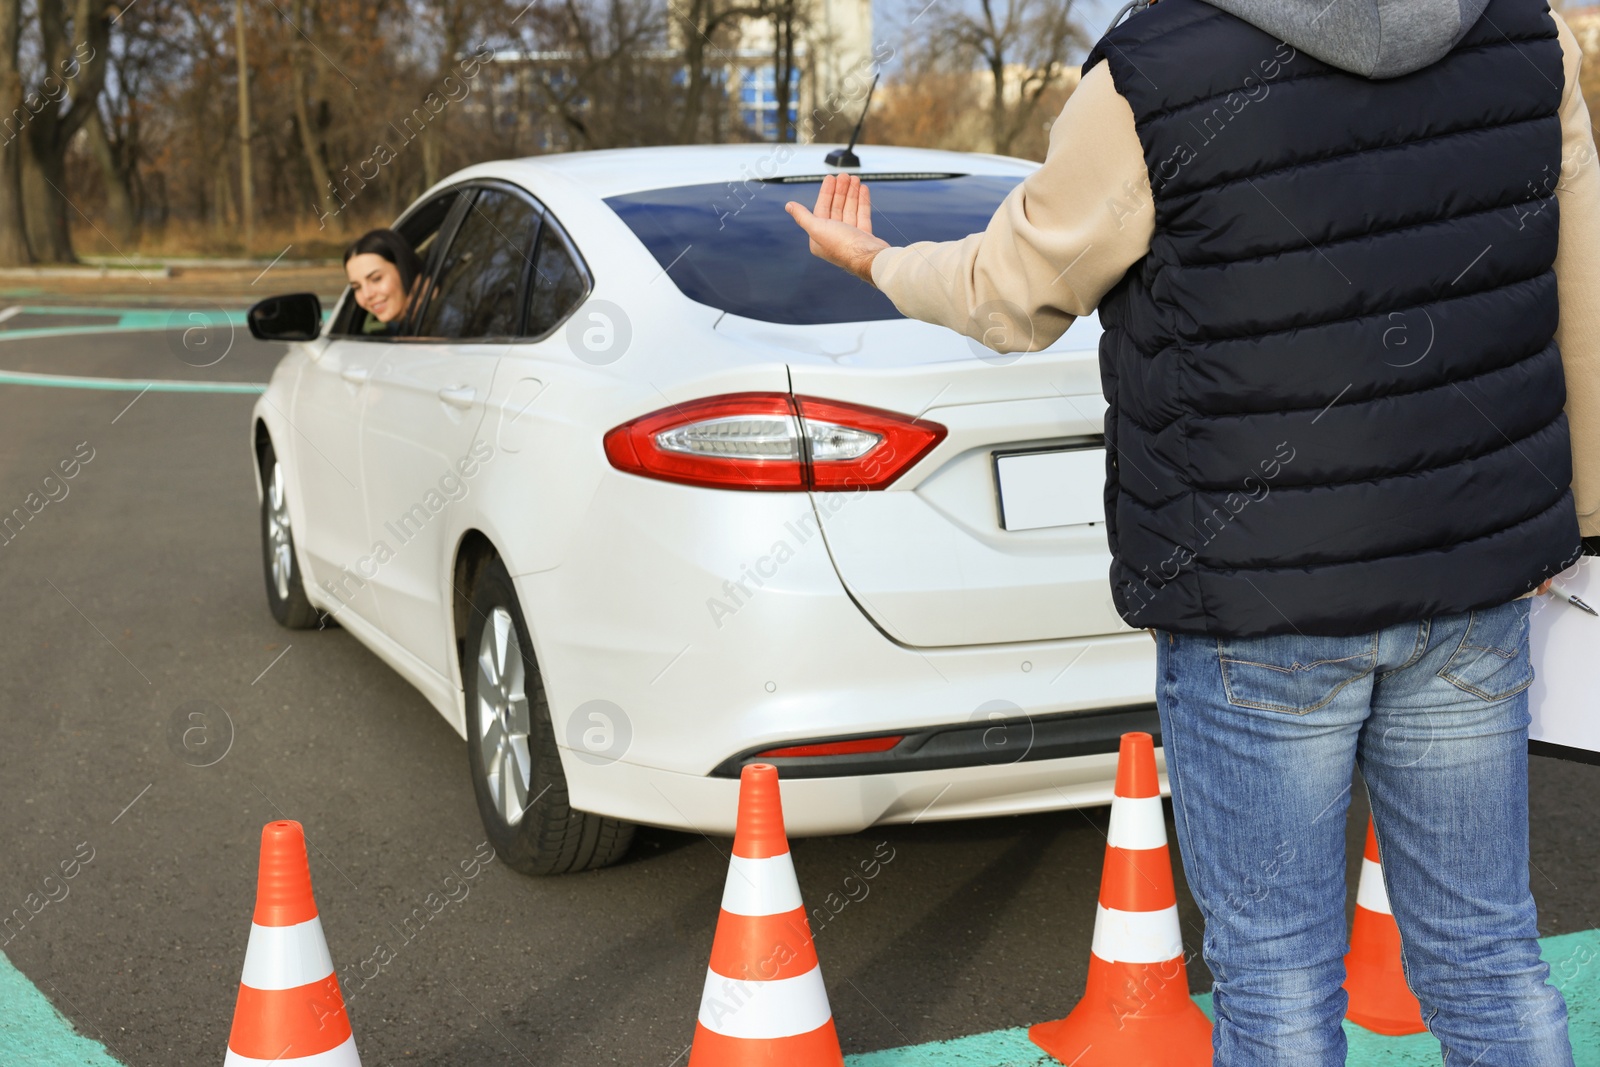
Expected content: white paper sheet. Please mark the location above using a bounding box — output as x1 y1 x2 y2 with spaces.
1528 557 1600 756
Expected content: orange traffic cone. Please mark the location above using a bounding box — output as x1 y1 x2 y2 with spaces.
1030 732 1212 1066
688 764 845 1067
225 820 361 1065
1344 816 1425 1035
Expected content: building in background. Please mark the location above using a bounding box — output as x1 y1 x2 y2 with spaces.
478 0 872 149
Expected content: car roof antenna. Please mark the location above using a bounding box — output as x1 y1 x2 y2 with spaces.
824 73 880 169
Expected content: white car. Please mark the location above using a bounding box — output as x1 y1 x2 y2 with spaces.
248 143 1161 876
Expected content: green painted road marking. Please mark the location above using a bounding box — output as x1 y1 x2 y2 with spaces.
0 951 122 1066
0 306 324 349
846 928 1600 1066
1 929 1596 1064
0 306 250 346
0 307 268 391
117 309 249 331
2 305 127 317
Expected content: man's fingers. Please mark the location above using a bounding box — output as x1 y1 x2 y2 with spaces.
830 173 851 221
785 201 820 236
858 182 873 237
843 176 861 228
812 175 834 218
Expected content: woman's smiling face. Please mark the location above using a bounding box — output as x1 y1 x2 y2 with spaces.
346 253 409 323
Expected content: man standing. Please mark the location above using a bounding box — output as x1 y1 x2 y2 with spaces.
788 0 1599 1062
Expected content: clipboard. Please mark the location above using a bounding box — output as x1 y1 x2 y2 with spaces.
1528 556 1600 765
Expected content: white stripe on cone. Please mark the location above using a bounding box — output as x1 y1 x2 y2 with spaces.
720 853 804 917
1106 795 1167 851
224 1034 361 1067
1091 903 1184 965
697 964 833 1039
239 917 337 990
1355 858 1392 916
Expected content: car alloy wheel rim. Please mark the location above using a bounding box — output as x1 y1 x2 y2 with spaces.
477 606 533 826
267 462 294 602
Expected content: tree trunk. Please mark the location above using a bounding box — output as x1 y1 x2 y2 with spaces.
84 107 133 244
21 0 113 263
988 53 1009 154
0 0 29 264
288 43 338 228
421 125 440 189
234 0 253 257
218 161 238 232
20 130 72 261
773 1 795 142
677 0 708 143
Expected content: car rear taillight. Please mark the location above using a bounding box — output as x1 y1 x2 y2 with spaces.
603 391 946 491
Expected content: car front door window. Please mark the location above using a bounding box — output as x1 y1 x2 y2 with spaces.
415 188 542 340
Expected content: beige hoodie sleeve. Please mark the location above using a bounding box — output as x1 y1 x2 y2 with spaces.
867 59 1154 353
1553 11 1600 538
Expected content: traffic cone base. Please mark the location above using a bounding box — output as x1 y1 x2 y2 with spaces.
689 1019 843 1067
1031 733 1212 1066
224 1035 360 1066
1343 820 1426 1036
1030 955 1212 1067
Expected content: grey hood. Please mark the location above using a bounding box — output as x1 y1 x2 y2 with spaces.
1197 0 1491 78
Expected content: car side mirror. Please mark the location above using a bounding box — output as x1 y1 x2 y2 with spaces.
248 293 323 341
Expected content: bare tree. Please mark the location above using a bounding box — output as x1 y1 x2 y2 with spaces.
670 0 762 142
283 0 339 226
519 0 676 149
934 0 1085 155
0 0 29 264
93 0 182 245
82 106 131 241
21 0 112 262
766 0 802 142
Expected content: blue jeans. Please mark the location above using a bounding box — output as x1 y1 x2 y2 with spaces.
1154 596 1573 1066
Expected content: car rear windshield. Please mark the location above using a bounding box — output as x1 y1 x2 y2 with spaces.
604 174 1023 326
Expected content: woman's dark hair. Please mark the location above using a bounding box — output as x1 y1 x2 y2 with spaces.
343 228 423 298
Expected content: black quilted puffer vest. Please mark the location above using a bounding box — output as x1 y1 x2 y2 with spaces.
1084 0 1583 637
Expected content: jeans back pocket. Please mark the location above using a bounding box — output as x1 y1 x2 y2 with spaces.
1218 632 1379 714
1437 599 1533 702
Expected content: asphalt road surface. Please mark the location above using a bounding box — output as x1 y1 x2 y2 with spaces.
2 304 1597 1065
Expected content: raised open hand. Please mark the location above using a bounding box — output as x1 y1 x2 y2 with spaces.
784 174 890 286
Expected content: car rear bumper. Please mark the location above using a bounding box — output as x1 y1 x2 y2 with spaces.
510 473 1161 834
558 743 1171 836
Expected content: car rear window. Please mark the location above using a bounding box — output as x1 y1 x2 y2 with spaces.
604 174 1023 326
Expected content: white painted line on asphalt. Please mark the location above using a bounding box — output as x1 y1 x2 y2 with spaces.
0 368 266 393
0 306 21 323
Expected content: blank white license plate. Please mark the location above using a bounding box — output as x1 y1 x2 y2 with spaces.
995 447 1106 531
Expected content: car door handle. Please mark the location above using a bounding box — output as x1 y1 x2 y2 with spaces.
437 384 476 409
340 365 370 385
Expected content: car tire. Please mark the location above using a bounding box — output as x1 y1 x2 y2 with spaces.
463 558 635 875
259 441 322 630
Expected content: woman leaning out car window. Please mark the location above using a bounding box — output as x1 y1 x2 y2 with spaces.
343 228 425 335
